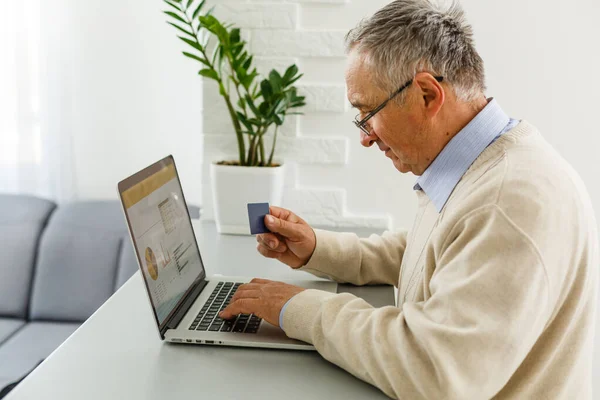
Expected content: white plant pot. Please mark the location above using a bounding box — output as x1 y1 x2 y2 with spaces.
210 162 285 235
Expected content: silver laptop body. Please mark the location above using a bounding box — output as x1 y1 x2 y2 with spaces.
118 155 336 350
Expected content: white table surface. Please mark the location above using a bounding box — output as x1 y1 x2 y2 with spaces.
6 221 393 399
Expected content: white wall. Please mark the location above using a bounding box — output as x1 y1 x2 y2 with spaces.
46 0 600 391
41 0 205 204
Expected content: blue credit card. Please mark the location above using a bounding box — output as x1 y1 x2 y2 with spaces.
247 203 270 235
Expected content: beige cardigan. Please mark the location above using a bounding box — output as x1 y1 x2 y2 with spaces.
282 122 599 399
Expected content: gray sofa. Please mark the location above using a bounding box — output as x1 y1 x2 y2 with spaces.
0 194 199 389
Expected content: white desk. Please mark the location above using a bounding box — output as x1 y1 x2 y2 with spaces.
6 221 393 399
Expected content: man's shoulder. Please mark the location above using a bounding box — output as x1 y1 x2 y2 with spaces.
443 125 593 241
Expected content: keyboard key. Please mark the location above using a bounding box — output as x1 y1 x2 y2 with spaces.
221 325 233 332
233 325 245 333
197 326 209 331
209 325 221 332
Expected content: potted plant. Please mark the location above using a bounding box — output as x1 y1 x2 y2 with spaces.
163 0 306 234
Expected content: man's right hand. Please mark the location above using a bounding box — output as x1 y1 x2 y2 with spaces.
256 206 316 269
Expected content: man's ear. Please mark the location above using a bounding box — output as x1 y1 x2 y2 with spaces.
414 72 445 117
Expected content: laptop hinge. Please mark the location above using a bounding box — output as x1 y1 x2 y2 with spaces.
162 279 208 336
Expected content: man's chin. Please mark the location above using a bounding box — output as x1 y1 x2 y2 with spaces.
392 158 412 173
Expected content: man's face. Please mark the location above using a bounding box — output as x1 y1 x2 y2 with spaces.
345 51 435 176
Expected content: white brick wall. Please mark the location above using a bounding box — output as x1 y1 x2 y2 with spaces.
251 30 346 57
214 3 298 29
299 84 347 112
201 0 391 229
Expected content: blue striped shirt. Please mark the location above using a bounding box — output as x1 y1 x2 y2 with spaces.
414 99 518 212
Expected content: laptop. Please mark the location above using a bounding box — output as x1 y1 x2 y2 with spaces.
117 155 337 350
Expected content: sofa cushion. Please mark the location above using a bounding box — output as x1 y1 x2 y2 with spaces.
28 201 201 322
29 201 136 322
0 195 56 318
0 321 79 386
0 318 24 346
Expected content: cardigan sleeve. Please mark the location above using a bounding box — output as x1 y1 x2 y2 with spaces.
298 228 408 287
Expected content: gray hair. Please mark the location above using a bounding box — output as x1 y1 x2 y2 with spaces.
345 0 486 103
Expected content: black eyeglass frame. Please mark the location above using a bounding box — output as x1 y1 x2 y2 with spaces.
353 76 444 136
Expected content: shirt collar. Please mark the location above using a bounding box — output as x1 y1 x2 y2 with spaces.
414 98 510 212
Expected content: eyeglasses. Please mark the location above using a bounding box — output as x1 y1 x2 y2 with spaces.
353 76 444 136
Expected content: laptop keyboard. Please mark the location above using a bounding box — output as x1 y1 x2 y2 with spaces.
188 282 262 334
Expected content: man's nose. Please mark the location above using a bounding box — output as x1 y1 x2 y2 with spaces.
360 130 377 147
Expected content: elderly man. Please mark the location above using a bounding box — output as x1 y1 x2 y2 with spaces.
220 0 599 398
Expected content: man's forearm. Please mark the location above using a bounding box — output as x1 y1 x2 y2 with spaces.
298 229 407 287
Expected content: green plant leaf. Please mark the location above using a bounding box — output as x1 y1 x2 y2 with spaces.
260 80 273 101
245 95 261 116
182 51 210 67
230 28 241 44
242 55 253 71
252 84 261 99
186 0 194 10
164 11 187 24
199 68 219 80
200 15 228 45
236 112 256 134
231 43 244 58
286 73 303 87
269 70 282 93
167 22 194 38
178 36 203 52
164 1 181 13
233 50 247 69
239 74 255 91
282 64 299 84
248 118 262 127
199 14 217 29
260 79 273 101
258 101 270 116
210 43 221 65
192 0 206 20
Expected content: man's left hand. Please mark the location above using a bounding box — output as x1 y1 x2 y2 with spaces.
219 278 306 327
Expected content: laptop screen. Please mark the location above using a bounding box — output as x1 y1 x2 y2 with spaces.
119 157 205 326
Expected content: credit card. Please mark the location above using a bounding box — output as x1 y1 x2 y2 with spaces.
247 202 270 235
